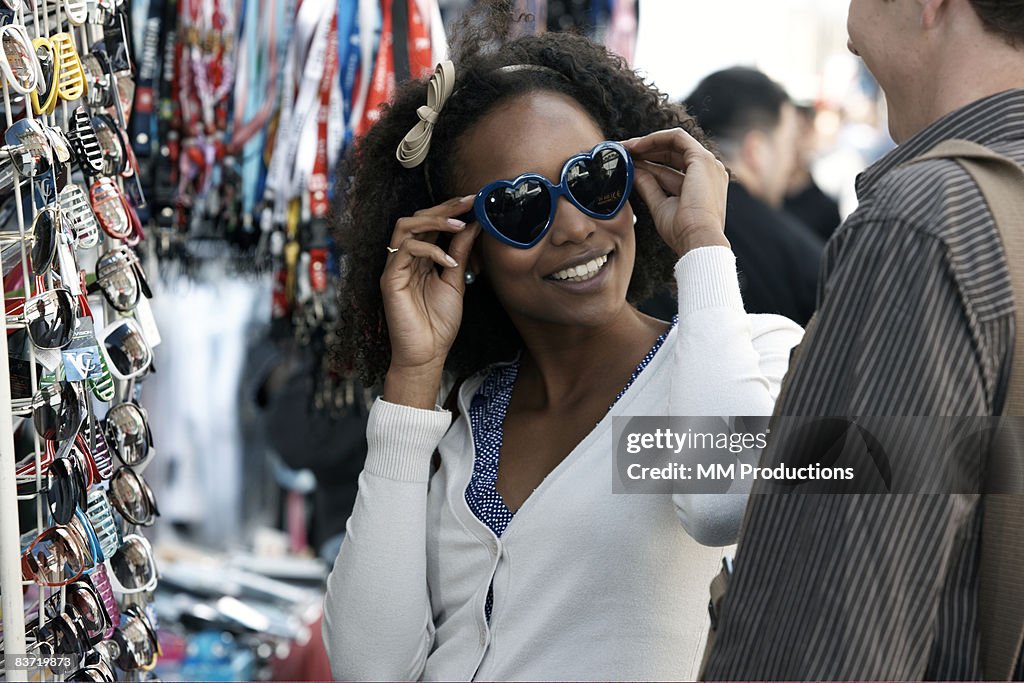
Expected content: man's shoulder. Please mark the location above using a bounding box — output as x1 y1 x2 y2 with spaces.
855 138 1024 240
839 138 1021 323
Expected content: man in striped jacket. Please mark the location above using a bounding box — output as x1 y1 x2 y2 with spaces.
702 0 1024 679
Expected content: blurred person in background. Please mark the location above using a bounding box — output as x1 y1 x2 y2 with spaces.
702 0 1024 679
686 67 824 326
784 104 842 242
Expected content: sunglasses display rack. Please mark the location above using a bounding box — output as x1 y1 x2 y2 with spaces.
0 0 165 681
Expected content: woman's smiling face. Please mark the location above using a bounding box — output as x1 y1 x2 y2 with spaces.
454 90 637 333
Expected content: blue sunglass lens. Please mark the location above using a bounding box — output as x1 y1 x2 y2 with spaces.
483 179 551 245
566 147 628 216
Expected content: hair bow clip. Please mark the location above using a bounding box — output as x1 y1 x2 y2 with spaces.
396 60 455 169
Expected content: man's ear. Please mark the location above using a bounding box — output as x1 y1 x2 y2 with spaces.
919 0 951 30
739 130 768 177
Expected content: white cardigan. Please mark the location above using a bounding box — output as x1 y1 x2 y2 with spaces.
323 247 803 681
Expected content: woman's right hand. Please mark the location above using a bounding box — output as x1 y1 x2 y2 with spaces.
381 194 480 409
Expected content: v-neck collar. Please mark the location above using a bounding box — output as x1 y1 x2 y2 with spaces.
464 318 677 538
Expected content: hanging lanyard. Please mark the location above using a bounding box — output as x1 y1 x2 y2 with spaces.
308 11 338 219
348 0 380 139
337 0 359 146
264 0 332 225
407 0 433 79
131 0 164 162
354 0 391 138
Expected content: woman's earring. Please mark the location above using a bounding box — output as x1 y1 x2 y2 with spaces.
632 214 638 226
464 271 476 285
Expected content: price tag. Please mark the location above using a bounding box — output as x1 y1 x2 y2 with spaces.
63 317 102 381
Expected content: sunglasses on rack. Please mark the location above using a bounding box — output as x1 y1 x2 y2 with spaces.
88 564 121 641
20 511 99 587
85 488 121 559
5 288 77 349
92 245 152 312
91 113 127 177
30 36 59 114
17 427 110 489
63 0 88 26
89 176 133 241
20 525 88 585
81 50 114 109
0 204 63 275
0 23 42 94
104 401 153 467
113 604 161 671
27 610 89 667
109 466 159 526
46 454 88 524
61 184 101 248
52 32 85 101
106 533 158 594
3 118 60 203
98 318 152 381
88 350 115 402
67 106 105 178
11 380 84 441
462 141 634 249
2 118 54 179
44 579 110 649
80 413 114 479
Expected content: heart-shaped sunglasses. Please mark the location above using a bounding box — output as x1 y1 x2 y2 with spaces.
462 140 634 249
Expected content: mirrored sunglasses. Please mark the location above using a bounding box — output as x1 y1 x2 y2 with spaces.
5 287 77 349
93 245 150 312
0 205 62 276
104 401 153 467
60 184 100 248
109 466 159 526
20 523 93 586
28 36 61 115
89 177 131 240
0 23 42 94
105 534 158 594
113 604 161 671
11 380 84 441
98 318 152 381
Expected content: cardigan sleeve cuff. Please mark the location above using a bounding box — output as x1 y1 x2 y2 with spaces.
364 398 452 482
674 246 746 317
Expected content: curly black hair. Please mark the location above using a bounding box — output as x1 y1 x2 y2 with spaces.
332 0 715 385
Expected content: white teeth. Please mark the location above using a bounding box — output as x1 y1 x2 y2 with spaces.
551 254 609 282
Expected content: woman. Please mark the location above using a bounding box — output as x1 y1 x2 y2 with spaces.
324 4 802 679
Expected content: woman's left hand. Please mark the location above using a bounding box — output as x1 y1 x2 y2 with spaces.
621 128 731 257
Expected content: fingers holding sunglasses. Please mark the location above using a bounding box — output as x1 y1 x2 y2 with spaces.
621 129 730 256
390 194 475 247
636 159 686 197
438 221 481 291
620 127 721 171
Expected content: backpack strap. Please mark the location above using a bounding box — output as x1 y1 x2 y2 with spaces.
912 139 1024 680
